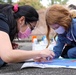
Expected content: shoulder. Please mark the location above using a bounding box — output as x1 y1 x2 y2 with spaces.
0 19 9 34
72 18 76 25
72 18 76 31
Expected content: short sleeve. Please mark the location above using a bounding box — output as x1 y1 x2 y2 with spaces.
0 19 9 34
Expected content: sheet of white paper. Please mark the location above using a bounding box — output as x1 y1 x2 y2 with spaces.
21 58 76 69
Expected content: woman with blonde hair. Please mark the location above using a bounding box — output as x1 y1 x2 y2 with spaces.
45 4 76 58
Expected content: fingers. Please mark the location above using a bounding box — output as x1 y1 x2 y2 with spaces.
44 48 55 58
46 48 55 57
34 57 53 62
40 48 55 59
49 51 55 58
34 57 47 62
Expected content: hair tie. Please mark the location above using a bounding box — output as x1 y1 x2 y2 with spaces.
13 4 18 13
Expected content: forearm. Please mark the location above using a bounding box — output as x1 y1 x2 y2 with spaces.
1 49 40 63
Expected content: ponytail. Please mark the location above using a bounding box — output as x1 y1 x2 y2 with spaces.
0 4 18 41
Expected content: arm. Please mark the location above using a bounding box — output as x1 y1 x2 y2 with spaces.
53 34 65 58
0 31 55 63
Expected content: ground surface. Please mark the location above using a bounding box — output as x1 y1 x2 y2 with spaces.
0 42 76 75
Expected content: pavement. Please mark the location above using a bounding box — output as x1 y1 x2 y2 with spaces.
0 41 76 75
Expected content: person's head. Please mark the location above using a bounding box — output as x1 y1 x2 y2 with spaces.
68 4 76 10
68 4 76 18
14 4 39 39
0 4 39 40
45 4 72 47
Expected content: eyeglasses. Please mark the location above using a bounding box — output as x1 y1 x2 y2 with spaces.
26 22 36 31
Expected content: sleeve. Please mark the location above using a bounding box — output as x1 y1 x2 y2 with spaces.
53 34 65 58
0 19 9 34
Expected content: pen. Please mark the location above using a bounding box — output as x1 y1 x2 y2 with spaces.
46 57 50 61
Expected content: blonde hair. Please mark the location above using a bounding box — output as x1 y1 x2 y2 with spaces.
45 4 72 48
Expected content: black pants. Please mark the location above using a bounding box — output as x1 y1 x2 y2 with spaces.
61 45 74 58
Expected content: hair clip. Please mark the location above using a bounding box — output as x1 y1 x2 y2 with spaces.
13 4 18 13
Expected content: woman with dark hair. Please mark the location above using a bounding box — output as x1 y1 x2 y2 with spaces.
45 4 76 59
0 4 55 67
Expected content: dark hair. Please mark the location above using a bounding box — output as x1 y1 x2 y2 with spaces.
0 4 39 41
14 5 39 23
68 4 76 10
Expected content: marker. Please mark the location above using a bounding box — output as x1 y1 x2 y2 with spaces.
46 57 50 61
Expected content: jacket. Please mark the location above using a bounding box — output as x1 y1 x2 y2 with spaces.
53 18 76 58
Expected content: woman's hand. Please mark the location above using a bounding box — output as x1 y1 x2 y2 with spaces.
34 57 53 62
34 48 55 62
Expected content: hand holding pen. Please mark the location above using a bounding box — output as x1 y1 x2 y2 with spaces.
34 48 55 62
